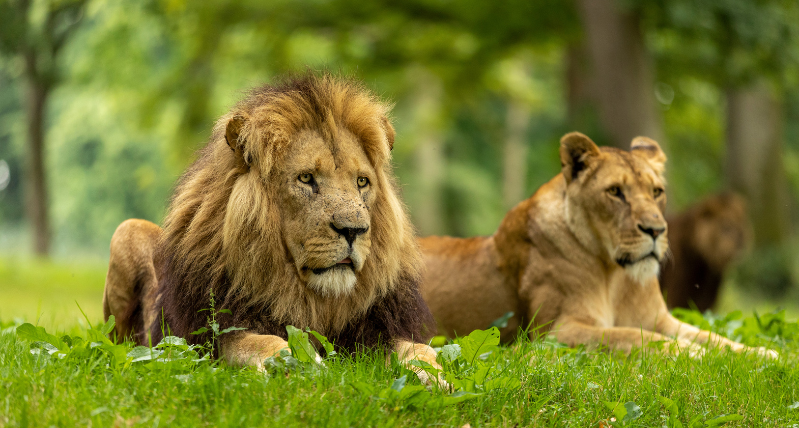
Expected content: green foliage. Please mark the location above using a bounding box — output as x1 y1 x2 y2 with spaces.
673 307 799 348
190 290 246 355
3 313 799 426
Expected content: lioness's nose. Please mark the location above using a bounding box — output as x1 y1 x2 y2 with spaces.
331 224 369 246
638 224 666 239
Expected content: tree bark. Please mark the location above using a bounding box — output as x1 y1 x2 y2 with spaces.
502 100 531 210
23 49 51 256
725 85 789 247
576 0 663 148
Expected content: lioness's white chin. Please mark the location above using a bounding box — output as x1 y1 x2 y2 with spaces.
624 257 660 286
307 267 357 297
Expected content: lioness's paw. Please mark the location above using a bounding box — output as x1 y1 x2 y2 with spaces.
672 340 705 358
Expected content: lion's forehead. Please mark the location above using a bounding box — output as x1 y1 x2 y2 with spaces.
596 154 663 190
284 128 376 177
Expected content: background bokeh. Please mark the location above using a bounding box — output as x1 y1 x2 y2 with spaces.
1 0 798 327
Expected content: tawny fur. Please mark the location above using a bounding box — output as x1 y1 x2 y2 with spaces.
420 132 775 358
103 74 441 379
660 193 750 311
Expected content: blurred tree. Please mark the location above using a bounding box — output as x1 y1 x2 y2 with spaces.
637 0 799 248
573 0 663 148
0 0 87 256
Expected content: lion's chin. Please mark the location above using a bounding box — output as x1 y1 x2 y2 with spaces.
307 267 357 297
624 257 660 286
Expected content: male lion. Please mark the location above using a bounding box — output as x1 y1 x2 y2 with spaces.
660 193 750 311
103 74 442 381
420 132 775 357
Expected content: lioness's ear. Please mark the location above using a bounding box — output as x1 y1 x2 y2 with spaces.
381 116 395 151
225 115 251 166
630 136 666 173
560 132 600 184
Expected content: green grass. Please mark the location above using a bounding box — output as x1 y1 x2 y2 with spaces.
1 312 798 427
1 258 798 427
0 257 106 331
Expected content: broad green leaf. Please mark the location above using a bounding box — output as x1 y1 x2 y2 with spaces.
391 375 407 392
704 414 743 426
100 316 116 335
190 327 208 335
489 311 514 329
16 324 66 351
603 401 627 421
308 329 336 356
460 327 500 364
286 325 318 364
219 326 247 335
409 359 441 376
623 401 642 422
439 344 461 362
157 336 188 348
218 309 232 315
128 346 162 362
658 395 680 415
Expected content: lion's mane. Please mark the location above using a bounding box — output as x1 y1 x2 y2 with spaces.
150 74 431 351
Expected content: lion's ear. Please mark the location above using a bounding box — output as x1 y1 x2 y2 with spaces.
630 136 666 172
225 115 251 165
381 116 395 151
560 132 600 184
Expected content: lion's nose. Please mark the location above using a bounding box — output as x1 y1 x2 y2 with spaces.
331 223 369 246
638 224 666 240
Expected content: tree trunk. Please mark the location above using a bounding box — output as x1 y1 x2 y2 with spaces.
576 0 663 148
23 49 51 256
502 100 531 210
409 68 445 236
725 85 789 247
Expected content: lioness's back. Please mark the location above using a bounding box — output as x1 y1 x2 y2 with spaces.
419 235 521 341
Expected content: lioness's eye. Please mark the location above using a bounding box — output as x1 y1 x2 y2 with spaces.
607 186 622 197
298 173 313 184
357 177 369 188
653 187 664 198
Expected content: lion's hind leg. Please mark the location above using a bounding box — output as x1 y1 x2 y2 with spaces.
103 219 162 344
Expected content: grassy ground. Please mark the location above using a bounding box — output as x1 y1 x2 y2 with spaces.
0 257 106 330
0 258 798 427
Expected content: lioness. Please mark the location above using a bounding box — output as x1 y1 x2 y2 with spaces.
103 74 442 383
420 132 775 357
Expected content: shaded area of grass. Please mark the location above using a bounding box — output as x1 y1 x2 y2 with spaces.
0 257 107 331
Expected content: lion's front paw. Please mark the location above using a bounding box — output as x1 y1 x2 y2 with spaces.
754 347 779 359
414 370 450 390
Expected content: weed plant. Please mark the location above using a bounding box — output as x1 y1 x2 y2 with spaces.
1 309 798 427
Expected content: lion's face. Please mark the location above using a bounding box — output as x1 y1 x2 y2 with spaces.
277 128 377 296
560 133 668 284
691 193 750 270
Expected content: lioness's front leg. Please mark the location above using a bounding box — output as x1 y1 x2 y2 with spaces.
395 340 446 387
655 313 778 358
221 333 292 370
555 319 704 356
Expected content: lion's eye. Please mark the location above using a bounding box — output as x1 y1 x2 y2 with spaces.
357 177 369 188
653 187 664 198
607 186 622 197
298 173 313 184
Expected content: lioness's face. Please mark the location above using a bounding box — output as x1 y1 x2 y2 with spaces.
278 128 377 296
561 133 668 284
